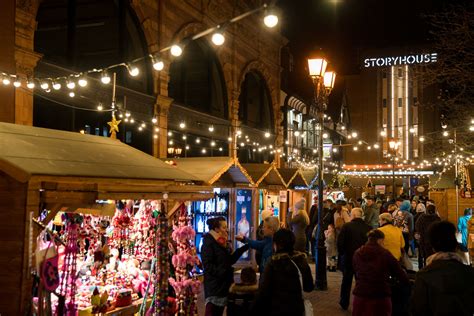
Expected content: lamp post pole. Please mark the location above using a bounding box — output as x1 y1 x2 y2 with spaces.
392 155 395 198
307 57 335 291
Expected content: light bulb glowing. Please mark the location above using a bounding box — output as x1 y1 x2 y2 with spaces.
442 131 449 137
52 82 61 90
265 132 271 138
130 118 135 123
170 45 183 57
97 105 103 111
294 131 300 137
196 138 201 144
27 81 35 89
202 148 207 154
40 82 49 90
78 77 87 87
380 130 386 136
179 122 186 129
211 141 216 147
264 14 279 28
323 133 328 138
69 91 75 98
419 136 425 142
211 32 225 46
208 126 215 132
409 127 415 133
128 65 139 77
153 60 164 71
101 72 111 84
351 132 358 138
152 117 157 124
13 79 21 87
2 77 11 85
67 81 75 89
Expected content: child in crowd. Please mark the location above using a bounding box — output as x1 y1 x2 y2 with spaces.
227 267 258 316
325 224 337 272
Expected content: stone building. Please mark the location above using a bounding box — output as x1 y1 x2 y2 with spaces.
0 0 286 162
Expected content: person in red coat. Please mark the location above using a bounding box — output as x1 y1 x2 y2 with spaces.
352 229 409 316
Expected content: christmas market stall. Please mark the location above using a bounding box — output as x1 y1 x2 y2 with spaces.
241 163 286 223
277 168 310 223
162 157 255 261
0 122 213 316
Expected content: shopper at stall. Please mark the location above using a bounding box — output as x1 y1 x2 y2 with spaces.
411 221 474 316
236 216 280 276
415 204 441 267
378 213 405 260
256 209 273 270
201 217 249 316
337 208 372 310
394 200 414 255
458 208 472 264
252 229 313 316
352 229 409 316
334 204 351 234
307 196 319 258
363 196 380 229
287 198 309 253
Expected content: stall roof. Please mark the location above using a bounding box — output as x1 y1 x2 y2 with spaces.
241 163 286 187
162 157 254 186
278 168 309 188
0 122 199 183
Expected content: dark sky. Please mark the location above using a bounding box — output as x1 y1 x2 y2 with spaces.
277 0 448 74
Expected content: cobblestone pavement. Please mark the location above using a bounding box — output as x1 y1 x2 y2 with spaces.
197 263 352 315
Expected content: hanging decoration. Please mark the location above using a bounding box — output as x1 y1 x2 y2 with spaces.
169 204 201 316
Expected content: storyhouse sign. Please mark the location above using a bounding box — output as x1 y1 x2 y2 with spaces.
363 53 438 68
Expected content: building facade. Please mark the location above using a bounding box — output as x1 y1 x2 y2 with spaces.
0 0 285 162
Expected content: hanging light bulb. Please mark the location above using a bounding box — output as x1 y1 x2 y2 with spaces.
208 125 215 132
52 81 61 90
141 123 146 128
27 80 35 89
66 80 75 89
101 71 111 84
40 81 49 90
211 31 225 46
263 8 279 28
2 77 11 85
13 78 21 87
152 55 164 71
127 64 139 77
78 75 88 87
152 117 157 124
170 44 183 57
69 91 75 98
179 122 186 129
323 133 328 138
409 127 415 133
130 118 135 123
419 136 425 142
196 138 201 144
97 104 103 111
211 141 216 147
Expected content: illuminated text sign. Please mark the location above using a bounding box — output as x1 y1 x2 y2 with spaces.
364 53 438 68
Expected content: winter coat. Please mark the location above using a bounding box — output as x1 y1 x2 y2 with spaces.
410 257 474 316
458 215 472 249
378 223 405 260
415 213 441 258
242 236 273 273
363 203 380 228
201 233 249 299
228 283 258 316
287 212 308 252
352 241 409 298
252 251 313 316
337 218 372 269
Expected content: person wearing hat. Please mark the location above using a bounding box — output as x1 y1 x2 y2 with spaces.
378 213 405 260
287 198 310 253
363 196 380 229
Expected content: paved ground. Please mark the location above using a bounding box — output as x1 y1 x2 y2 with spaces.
196 264 352 315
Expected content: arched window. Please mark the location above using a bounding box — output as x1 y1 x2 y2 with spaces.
168 39 228 119
34 0 153 153
238 72 273 131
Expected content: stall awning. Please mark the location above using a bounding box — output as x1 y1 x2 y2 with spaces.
287 96 307 114
0 122 198 183
241 163 286 188
162 157 254 186
278 168 309 188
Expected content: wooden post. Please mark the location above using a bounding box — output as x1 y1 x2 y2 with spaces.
153 95 173 158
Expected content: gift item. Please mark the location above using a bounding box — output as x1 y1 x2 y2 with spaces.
115 289 132 307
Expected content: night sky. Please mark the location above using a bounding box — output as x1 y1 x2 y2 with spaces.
277 0 450 75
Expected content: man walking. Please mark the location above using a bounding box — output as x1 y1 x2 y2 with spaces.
363 196 379 229
337 208 372 310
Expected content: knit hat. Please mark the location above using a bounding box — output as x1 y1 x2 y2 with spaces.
261 209 273 221
399 200 411 212
294 198 306 211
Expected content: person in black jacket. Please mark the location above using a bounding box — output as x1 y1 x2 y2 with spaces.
337 207 372 310
410 221 474 316
201 217 249 316
253 229 313 316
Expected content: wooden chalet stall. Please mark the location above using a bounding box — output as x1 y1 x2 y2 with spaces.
0 123 212 315
162 157 255 261
242 163 286 223
278 168 311 223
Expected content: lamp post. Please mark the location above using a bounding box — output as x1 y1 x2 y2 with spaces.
389 140 400 198
307 56 335 291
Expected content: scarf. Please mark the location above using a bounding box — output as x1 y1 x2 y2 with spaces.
426 251 465 266
209 230 227 247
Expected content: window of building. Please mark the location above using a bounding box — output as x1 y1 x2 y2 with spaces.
413 97 418 106
398 68 403 77
382 71 387 79
398 98 403 107
382 98 387 108
238 71 273 132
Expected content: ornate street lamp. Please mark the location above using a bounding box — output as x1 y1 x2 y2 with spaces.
307 56 335 291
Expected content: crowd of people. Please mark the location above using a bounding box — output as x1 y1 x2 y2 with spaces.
199 194 474 316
